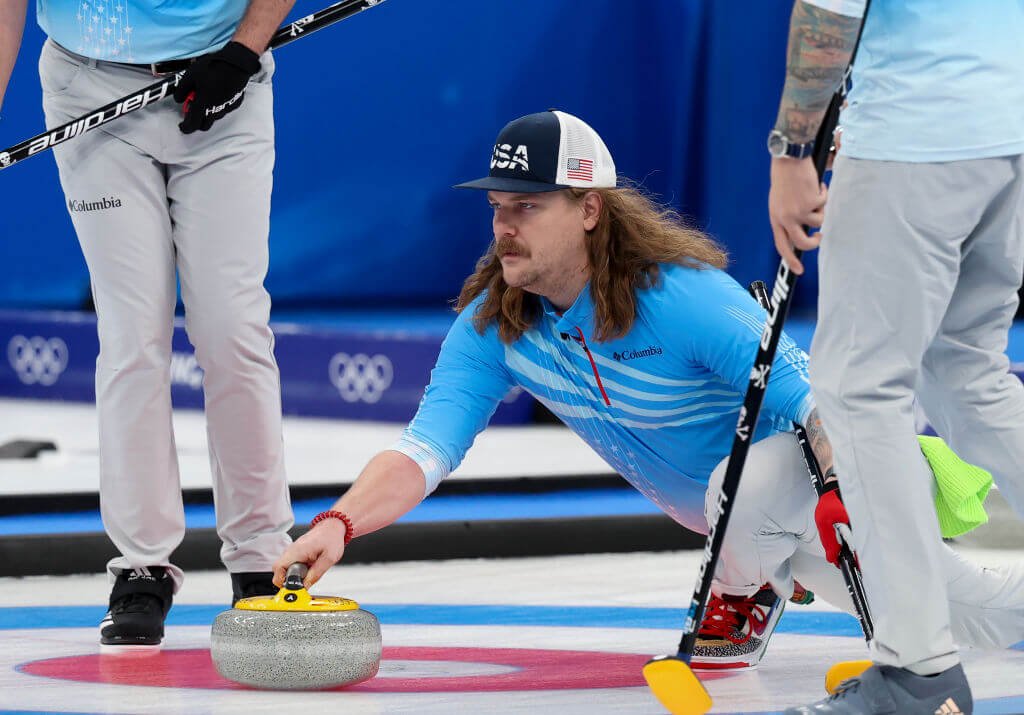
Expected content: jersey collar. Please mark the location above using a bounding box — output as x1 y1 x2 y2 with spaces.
542 283 595 335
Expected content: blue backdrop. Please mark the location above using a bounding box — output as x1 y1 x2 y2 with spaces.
0 1 816 312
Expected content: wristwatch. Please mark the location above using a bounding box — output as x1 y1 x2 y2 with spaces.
767 129 815 159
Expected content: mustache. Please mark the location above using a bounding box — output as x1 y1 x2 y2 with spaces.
495 238 527 257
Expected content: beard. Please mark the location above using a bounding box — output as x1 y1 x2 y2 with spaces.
502 263 540 291
501 262 540 290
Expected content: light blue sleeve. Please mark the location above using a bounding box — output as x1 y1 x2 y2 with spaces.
390 299 517 496
659 266 815 425
802 0 867 18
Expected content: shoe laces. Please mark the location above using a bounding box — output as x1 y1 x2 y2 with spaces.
827 677 863 702
698 594 767 645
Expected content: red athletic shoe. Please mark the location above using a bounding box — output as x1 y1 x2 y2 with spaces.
690 584 785 670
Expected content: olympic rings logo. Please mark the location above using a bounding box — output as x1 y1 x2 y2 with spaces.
7 335 69 386
328 352 393 404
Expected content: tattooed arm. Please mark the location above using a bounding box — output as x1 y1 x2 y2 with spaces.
775 1 862 143
768 1 863 275
803 407 836 485
804 404 851 567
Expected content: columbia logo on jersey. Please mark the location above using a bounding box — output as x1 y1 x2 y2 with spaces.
68 197 123 213
934 698 964 715
613 345 663 362
490 143 529 172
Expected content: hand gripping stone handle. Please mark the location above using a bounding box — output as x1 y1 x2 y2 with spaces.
284 563 310 590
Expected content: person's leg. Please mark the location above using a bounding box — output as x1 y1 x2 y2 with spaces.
696 431 815 668
809 156 995 676
792 543 1024 650
41 42 182 646
705 427 1024 661
42 43 185 584
706 431 817 600
942 544 1024 649
917 154 1024 518
166 53 293 583
788 551 855 612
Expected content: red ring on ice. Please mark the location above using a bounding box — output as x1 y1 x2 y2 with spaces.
19 646 652 692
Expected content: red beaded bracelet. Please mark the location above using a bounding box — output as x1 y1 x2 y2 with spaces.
310 510 354 545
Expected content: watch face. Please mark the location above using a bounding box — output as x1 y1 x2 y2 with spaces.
767 131 787 157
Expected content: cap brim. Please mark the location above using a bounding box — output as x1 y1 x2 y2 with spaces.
453 176 569 193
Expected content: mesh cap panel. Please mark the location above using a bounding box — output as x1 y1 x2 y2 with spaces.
553 111 617 189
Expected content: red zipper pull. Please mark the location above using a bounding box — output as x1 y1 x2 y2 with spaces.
573 327 611 406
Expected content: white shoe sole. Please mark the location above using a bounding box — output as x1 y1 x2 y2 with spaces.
690 660 759 671
98 614 163 654
98 642 163 655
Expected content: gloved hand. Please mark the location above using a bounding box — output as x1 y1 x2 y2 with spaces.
173 41 261 134
814 480 853 567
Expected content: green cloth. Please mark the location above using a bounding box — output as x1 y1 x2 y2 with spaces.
919 435 993 538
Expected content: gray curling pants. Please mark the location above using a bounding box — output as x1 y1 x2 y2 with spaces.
809 154 1024 674
706 432 1024 653
39 39 294 591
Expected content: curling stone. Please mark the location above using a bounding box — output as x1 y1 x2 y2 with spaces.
210 563 381 690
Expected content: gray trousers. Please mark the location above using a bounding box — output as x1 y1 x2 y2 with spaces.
706 432 1024 652
39 39 294 590
810 154 1024 674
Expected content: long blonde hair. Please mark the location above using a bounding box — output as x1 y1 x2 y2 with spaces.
455 185 728 344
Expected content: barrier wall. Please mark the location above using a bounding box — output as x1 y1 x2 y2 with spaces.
0 309 533 424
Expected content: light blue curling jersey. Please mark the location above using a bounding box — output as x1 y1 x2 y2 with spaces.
393 263 814 535
37 0 249 62
812 0 1024 162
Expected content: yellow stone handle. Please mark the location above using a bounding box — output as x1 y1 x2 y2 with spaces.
233 562 360 612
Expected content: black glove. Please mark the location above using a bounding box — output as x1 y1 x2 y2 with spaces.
173 41 261 134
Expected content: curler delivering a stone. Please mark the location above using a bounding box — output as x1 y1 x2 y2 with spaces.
210 563 381 690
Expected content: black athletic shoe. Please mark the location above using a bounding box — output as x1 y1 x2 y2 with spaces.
99 566 173 652
230 571 278 606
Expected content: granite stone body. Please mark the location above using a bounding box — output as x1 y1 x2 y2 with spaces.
210 607 382 689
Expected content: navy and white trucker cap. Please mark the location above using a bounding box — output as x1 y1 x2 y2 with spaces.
454 110 617 193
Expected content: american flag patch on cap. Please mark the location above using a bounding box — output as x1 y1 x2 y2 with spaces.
566 157 593 181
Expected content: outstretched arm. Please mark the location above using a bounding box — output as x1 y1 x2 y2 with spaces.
0 0 28 114
273 305 515 589
272 450 427 587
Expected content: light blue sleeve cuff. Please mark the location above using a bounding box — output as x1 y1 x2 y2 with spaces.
796 394 816 427
390 434 451 498
802 0 867 17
